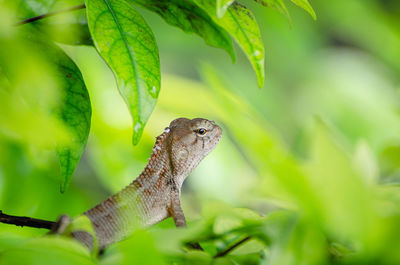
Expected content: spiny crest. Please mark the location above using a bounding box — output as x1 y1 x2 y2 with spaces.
148 127 170 161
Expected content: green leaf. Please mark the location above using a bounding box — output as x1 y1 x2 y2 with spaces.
216 0 234 18
289 0 316 20
194 1 265 87
12 28 91 193
305 121 373 241
86 0 161 145
0 236 96 265
50 45 91 193
130 0 235 61
253 0 291 22
104 230 166 265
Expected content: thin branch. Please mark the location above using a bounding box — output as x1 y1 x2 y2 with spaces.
214 236 251 258
0 210 55 229
15 4 86 26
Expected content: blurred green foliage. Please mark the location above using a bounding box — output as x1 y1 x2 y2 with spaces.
1 0 400 264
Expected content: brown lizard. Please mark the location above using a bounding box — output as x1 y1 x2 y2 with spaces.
50 117 222 249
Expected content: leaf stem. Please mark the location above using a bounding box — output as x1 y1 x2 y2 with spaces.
213 236 251 258
15 4 86 26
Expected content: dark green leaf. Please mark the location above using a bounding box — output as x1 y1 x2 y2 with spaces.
195 1 265 87
131 0 235 61
86 0 160 144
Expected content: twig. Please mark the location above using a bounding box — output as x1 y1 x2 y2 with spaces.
15 4 86 26
0 210 55 229
214 236 251 258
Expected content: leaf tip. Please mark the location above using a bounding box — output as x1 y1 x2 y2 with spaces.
132 121 144 145
308 8 317 20
60 180 67 194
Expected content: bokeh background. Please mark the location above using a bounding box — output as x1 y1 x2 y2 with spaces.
1 0 400 264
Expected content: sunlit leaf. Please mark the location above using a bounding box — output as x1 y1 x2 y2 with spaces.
216 0 234 18
86 0 160 144
131 0 235 61
289 0 316 20
195 1 265 87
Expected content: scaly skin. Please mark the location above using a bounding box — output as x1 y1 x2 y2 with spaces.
57 118 222 249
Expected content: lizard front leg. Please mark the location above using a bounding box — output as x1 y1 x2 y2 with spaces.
169 193 203 250
169 193 187 227
50 214 71 234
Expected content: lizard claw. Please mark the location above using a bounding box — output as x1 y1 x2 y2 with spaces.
50 214 71 234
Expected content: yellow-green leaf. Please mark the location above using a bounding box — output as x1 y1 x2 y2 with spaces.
195 1 265 87
216 0 234 18
86 0 161 144
253 0 291 22
290 0 316 20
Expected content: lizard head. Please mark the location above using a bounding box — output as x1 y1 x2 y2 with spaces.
165 117 222 177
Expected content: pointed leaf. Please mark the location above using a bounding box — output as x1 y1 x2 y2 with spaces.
49 45 92 193
194 1 265 87
23 32 92 193
290 0 316 20
130 0 235 61
253 0 291 22
86 0 161 144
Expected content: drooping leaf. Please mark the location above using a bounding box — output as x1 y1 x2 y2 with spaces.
289 0 316 20
194 1 265 87
216 0 234 18
253 0 291 22
86 0 160 144
54 47 91 193
2 25 91 193
33 40 93 193
130 0 235 61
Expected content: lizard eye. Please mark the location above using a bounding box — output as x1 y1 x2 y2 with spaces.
196 128 207 135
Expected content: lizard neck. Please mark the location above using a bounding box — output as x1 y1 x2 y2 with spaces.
135 129 186 191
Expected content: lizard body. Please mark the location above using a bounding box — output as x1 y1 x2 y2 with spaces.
57 118 222 249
